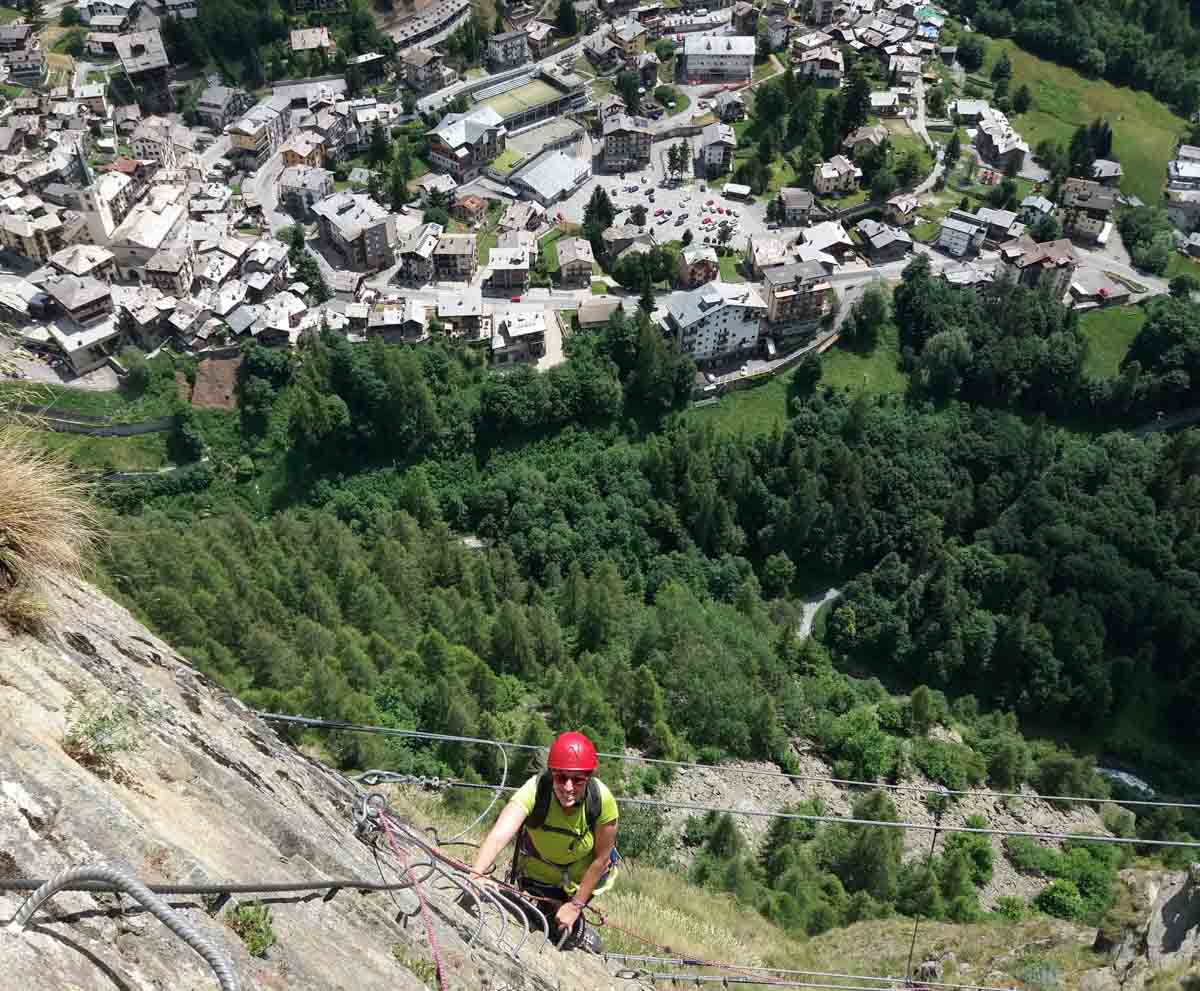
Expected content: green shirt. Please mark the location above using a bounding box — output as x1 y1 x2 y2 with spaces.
512 774 619 890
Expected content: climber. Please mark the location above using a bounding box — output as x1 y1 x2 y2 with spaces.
470 731 618 952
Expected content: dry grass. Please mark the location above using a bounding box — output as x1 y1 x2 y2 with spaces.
0 426 101 629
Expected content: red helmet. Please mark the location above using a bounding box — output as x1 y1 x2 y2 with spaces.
547 732 598 772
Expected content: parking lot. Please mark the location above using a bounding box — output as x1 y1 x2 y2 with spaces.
557 136 774 255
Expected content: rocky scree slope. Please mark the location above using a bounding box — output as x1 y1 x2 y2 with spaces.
657 741 1111 910
0 575 625 991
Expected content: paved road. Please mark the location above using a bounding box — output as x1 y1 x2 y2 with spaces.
201 134 232 171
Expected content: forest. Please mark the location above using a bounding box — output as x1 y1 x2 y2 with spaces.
945 0 1200 116
88 257 1200 937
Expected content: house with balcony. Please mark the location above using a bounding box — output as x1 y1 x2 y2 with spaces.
557 237 594 286
279 165 335 217
603 114 653 170
678 245 719 287
700 122 737 177
996 234 1077 298
484 245 530 294
936 215 986 257
488 29 531 68
397 221 444 284
402 48 448 92
229 96 292 167
1059 177 1116 243
144 246 195 297
761 260 832 327
813 155 861 195
490 307 547 364
433 232 478 282
196 85 254 131
656 281 766 364
776 187 814 227
797 45 843 83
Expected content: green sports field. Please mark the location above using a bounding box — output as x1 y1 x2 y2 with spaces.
479 79 562 119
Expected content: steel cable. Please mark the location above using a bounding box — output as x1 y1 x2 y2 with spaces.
256 712 1200 810
6 863 240 991
370 776 1200 850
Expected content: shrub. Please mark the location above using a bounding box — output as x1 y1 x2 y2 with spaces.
1034 878 1085 920
62 699 142 774
226 902 277 958
910 738 987 790
995 895 1026 921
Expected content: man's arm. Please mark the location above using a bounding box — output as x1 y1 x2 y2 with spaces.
569 819 618 905
471 800 528 879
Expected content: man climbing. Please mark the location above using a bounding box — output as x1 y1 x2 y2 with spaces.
470 731 618 952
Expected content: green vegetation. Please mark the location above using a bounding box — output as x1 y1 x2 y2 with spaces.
540 227 567 273
1080 306 1147 378
718 253 744 283
753 56 779 82
22 430 170 472
822 323 906 395
490 147 524 174
69 241 1200 962
981 38 1189 205
225 902 277 958
61 697 142 775
0 7 22 25
687 374 791 434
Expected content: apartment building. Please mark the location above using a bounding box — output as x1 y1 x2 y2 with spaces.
700 122 736 177
657 281 766 364
229 96 292 167
761 261 832 326
196 85 254 130
433 232 479 282
996 235 1077 297
312 191 397 273
602 114 654 170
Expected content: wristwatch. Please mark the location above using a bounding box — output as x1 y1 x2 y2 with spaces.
569 896 587 909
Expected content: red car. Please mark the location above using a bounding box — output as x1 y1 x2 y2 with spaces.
717 207 725 214
510 295 522 302
654 208 665 216
706 199 714 205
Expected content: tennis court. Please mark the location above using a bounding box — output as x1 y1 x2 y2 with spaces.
478 78 563 119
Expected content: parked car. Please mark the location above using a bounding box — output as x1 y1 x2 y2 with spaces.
510 295 522 302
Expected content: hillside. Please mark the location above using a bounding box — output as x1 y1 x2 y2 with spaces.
0 574 618 991
0 479 1196 989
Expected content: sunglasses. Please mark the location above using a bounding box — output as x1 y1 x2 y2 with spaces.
552 772 592 787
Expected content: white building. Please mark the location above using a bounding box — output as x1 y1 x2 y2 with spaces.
700 122 736 176
657 281 767 364
683 35 756 83
813 155 861 195
936 216 986 257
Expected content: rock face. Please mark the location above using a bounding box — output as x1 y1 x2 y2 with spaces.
0 576 624 991
1085 867 1200 989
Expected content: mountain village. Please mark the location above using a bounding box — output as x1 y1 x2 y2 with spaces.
0 0 1190 394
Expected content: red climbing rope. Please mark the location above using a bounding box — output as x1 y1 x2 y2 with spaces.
379 814 448 991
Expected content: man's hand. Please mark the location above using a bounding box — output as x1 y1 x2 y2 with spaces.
555 900 582 931
470 872 500 890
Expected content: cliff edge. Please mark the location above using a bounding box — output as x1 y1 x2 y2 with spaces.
0 574 624 991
